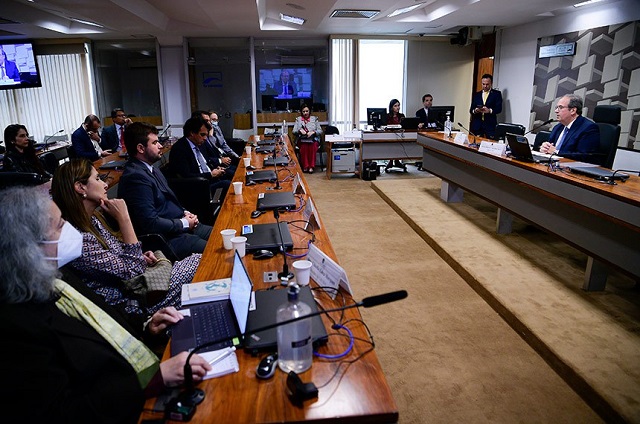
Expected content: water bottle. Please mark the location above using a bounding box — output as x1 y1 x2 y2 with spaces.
277 283 313 373
444 113 452 137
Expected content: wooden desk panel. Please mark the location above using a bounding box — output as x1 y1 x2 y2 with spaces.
140 136 398 423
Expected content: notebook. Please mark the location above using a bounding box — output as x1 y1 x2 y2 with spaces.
569 166 629 181
263 156 290 167
256 191 297 211
506 133 560 163
244 286 329 352
170 251 253 355
242 222 294 252
245 170 277 184
99 159 127 170
256 145 275 154
400 117 420 130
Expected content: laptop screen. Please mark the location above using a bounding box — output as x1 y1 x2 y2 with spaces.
230 251 253 334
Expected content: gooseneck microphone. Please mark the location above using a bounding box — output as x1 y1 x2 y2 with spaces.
457 122 479 148
272 144 282 190
158 124 172 138
43 129 64 151
524 119 554 136
274 209 294 281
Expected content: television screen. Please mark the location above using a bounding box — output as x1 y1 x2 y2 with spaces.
259 68 312 99
366 108 387 128
0 42 42 90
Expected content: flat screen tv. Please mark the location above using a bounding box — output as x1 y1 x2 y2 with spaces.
0 42 42 90
259 68 312 100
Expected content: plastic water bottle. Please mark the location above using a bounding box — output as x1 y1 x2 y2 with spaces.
444 113 452 137
277 283 313 373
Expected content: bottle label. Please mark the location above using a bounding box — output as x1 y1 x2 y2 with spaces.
291 336 311 349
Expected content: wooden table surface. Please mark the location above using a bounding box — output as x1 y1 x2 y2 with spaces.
139 136 399 423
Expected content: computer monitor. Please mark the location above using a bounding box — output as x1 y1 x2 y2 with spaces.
367 108 387 129
429 106 455 127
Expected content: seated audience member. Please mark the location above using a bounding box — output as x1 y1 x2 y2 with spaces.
539 94 600 163
0 185 211 424
71 114 112 160
386 98 406 171
208 110 241 164
51 159 201 320
168 116 232 196
416 94 439 130
118 122 213 260
191 110 236 178
101 108 133 152
2 124 51 181
293 103 322 173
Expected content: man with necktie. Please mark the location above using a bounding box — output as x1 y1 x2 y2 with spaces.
469 74 503 139
118 122 212 259
277 69 296 98
101 108 132 152
539 94 600 163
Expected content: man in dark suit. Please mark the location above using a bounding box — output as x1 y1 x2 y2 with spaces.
167 116 232 197
539 94 600 163
118 122 212 260
416 94 439 130
469 74 503 139
100 108 132 152
276 69 296 98
71 114 112 160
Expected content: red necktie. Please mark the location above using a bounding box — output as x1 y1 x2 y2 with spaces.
119 126 125 152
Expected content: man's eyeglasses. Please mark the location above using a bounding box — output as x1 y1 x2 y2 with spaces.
116 114 126 118
554 105 571 110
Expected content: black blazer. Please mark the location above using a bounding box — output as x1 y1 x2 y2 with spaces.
416 108 439 129
100 124 120 151
167 137 215 180
469 89 503 135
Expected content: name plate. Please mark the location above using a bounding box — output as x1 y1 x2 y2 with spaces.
478 141 507 157
453 132 468 146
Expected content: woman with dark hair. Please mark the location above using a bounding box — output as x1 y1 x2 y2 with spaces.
293 103 323 173
0 185 210 423
2 124 50 179
386 99 406 172
51 158 201 323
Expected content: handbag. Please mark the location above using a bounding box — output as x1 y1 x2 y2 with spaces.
123 250 173 294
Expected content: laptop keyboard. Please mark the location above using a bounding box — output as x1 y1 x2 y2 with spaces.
192 302 234 352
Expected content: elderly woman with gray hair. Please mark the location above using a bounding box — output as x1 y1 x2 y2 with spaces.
0 186 211 424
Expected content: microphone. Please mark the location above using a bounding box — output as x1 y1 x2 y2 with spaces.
274 209 294 281
457 122 479 148
271 143 282 190
605 169 637 185
523 119 554 136
158 124 172 138
43 129 64 151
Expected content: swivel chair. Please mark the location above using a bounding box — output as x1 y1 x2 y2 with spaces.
532 131 551 152
495 123 526 142
0 172 50 189
592 105 622 169
39 151 59 175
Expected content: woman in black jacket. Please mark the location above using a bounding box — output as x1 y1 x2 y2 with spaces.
2 124 51 179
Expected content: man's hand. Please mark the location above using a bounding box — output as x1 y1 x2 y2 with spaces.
221 157 232 166
211 168 225 178
101 150 112 157
184 211 199 229
539 141 556 154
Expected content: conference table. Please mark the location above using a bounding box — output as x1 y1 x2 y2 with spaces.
359 129 422 174
417 131 640 291
139 135 399 423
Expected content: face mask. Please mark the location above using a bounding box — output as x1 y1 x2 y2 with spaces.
212 121 219 127
42 221 84 268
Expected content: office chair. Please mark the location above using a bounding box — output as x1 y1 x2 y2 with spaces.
495 123 526 141
66 145 78 159
532 130 551 151
592 105 622 169
38 151 59 175
0 172 50 189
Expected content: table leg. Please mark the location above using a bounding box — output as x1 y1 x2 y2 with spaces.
496 208 513 234
441 180 464 203
583 256 608 291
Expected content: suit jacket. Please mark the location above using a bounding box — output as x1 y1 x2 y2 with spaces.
117 158 186 238
1 59 20 80
416 108 439 129
71 125 100 160
167 137 217 180
100 124 121 151
0 300 144 424
469 89 503 136
211 125 239 158
548 115 600 163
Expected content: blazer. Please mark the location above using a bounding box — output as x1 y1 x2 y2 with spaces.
117 158 186 238
100 124 120 151
2 149 49 177
71 125 100 160
416 108 439 129
167 137 217 180
469 89 503 134
548 115 600 163
1 59 20 80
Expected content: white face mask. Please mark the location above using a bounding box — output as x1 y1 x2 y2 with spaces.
212 121 219 127
42 221 84 268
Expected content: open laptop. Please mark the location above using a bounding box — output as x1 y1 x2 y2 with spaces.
264 156 290 167
99 159 128 170
170 251 253 355
244 286 328 353
242 222 293 252
569 166 629 181
245 170 277 185
256 191 297 211
400 117 420 130
505 133 559 163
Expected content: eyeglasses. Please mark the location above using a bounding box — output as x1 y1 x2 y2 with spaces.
116 114 126 118
554 105 571 110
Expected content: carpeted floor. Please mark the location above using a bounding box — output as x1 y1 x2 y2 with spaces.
304 164 614 423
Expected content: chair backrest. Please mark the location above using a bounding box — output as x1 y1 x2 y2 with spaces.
325 125 340 135
593 105 621 125
232 128 254 142
66 145 77 159
596 122 621 169
0 172 49 189
39 151 59 174
495 123 525 141
532 130 551 151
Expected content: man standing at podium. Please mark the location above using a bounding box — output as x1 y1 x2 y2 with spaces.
469 74 502 139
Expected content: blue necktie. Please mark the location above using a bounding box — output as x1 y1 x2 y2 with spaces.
555 126 569 151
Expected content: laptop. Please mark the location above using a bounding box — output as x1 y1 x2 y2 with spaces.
264 156 290 167
569 166 629 181
257 138 276 145
244 286 329 353
170 251 253 355
400 117 420 130
255 145 275 154
99 159 128 170
505 133 559 163
256 191 297 211
242 222 294 252
245 170 277 185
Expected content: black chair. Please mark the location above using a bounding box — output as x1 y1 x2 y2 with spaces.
592 105 622 169
532 130 551 152
39 151 59 175
66 145 77 159
495 123 526 142
0 172 49 189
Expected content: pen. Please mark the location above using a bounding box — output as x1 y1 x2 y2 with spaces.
208 346 236 366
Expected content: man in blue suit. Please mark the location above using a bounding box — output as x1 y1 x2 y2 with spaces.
469 74 503 139
101 108 132 152
118 122 212 260
539 94 600 163
71 114 112 160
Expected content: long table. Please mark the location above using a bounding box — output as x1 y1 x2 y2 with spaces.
139 136 398 423
417 132 640 290
359 130 422 173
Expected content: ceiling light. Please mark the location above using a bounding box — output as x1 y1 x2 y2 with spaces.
330 10 380 19
280 13 305 25
69 17 104 28
573 0 604 6
388 3 425 18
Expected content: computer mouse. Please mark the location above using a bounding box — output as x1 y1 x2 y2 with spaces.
251 210 263 219
253 249 274 260
256 353 278 379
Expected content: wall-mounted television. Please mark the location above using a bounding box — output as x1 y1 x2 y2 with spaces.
258 68 312 99
0 42 42 90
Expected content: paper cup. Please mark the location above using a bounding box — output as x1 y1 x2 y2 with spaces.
232 181 243 195
220 229 236 250
292 260 313 286
245 145 252 155
231 236 247 258
243 157 251 167
254 133 260 140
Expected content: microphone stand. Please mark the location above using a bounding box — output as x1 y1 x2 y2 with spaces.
457 122 479 148
274 209 294 281
42 129 64 151
272 144 282 190
523 119 554 136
